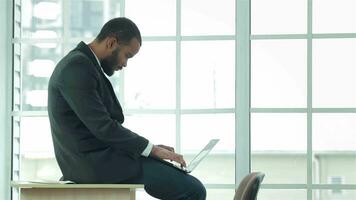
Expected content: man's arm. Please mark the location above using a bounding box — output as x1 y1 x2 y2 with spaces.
141 142 153 157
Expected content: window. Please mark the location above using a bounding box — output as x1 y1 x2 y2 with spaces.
250 0 356 199
11 0 356 200
12 0 236 199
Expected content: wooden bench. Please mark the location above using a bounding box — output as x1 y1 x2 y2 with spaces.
11 181 144 200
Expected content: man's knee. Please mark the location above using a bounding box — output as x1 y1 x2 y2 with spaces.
196 182 207 199
190 177 206 199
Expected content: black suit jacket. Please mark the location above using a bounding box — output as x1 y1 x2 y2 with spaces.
48 42 148 183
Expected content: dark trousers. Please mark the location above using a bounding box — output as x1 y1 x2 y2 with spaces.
127 157 206 200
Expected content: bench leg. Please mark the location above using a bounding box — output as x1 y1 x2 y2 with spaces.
20 188 134 200
130 188 136 200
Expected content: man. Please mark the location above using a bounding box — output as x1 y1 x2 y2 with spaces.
48 17 206 200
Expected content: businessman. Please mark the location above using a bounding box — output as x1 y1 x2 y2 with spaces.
48 17 206 199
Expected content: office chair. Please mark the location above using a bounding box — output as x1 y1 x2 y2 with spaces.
233 172 265 200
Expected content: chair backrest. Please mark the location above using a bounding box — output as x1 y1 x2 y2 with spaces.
234 172 265 200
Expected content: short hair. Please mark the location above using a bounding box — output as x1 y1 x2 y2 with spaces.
96 17 142 46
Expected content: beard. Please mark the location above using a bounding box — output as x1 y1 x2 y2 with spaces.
100 47 120 76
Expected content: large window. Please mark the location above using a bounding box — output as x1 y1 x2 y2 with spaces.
11 0 356 200
250 0 356 200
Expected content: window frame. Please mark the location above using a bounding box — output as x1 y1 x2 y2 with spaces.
2 0 13 200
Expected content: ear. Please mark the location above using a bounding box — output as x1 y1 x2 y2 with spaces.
105 37 118 50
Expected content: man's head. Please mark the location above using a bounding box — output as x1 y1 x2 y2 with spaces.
90 17 142 76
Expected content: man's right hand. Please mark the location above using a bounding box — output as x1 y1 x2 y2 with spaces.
150 145 187 167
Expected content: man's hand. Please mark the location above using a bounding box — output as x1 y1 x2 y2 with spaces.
150 145 186 167
157 144 175 152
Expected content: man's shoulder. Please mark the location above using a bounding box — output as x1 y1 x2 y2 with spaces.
60 49 92 67
50 50 99 87
54 49 99 76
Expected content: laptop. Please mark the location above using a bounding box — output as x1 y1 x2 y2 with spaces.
152 139 219 173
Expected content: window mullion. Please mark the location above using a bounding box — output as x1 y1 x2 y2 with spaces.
236 0 251 186
307 0 313 199
118 0 125 107
176 0 182 154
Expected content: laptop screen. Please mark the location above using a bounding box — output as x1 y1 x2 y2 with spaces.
187 139 219 172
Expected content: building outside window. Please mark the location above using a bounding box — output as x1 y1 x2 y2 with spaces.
328 176 344 196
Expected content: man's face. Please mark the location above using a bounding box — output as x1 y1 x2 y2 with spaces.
101 37 140 76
